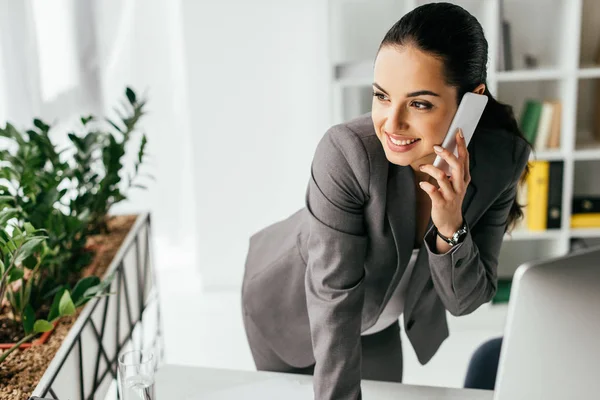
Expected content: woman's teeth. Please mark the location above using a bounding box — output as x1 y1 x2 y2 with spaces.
390 137 419 146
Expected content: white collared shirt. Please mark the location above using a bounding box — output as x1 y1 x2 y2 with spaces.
362 248 420 336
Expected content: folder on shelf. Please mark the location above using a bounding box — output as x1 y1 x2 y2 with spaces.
527 160 550 231
571 213 600 228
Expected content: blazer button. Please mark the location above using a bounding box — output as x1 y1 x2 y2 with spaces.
406 319 415 331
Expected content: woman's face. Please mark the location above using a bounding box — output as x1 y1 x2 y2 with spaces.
371 45 459 170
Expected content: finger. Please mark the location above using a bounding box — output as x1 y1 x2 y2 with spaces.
420 164 455 199
434 142 464 191
456 129 470 184
419 181 444 204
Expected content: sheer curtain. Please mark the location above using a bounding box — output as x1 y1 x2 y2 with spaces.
0 0 199 274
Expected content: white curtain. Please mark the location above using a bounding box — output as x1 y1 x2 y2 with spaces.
0 0 199 273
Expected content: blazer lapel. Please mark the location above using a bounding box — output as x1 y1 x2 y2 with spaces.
382 164 416 305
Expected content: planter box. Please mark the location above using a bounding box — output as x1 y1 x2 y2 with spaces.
28 212 163 400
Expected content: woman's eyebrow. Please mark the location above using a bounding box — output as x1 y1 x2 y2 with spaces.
373 82 440 98
372 83 389 95
406 90 440 97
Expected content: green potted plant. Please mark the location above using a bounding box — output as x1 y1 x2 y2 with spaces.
0 87 156 400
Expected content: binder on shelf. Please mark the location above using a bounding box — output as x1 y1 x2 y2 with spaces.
546 161 563 229
572 196 600 214
571 213 600 228
526 160 550 231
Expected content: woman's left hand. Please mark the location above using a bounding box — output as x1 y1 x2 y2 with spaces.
419 129 469 238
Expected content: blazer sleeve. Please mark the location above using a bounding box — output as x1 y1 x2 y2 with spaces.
423 139 531 316
304 125 370 400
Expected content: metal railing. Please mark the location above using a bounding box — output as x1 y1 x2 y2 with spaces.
30 212 163 400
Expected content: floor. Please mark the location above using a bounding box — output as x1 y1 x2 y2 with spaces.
157 264 509 389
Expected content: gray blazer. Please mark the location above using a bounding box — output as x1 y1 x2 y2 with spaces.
242 113 530 399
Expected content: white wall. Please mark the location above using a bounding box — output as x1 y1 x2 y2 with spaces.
181 0 331 289
92 0 200 272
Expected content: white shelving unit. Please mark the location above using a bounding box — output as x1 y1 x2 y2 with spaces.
328 0 600 277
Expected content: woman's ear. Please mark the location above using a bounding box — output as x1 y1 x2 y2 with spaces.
473 83 486 95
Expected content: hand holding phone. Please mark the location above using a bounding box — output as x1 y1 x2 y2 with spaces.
433 92 488 176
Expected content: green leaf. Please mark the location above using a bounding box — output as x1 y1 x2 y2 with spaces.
33 118 50 132
0 195 14 204
107 118 124 133
71 276 100 305
23 222 35 234
59 290 76 317
33 320 54 333
0 208 18 226
48 287 66 321
81 116 94 125
8 268 24 283
0 258 4 275
126 87 137 105
15 237 45 265
23 304 36 335
22 254 37 269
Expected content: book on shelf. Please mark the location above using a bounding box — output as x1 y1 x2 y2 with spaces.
523 160 563 231
547 101 561 149
492 278 512 304
519 99 561 151
497 0 512 71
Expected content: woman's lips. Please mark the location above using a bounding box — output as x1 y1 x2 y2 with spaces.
385 133 421 153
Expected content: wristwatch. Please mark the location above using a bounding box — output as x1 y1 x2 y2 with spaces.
435 221 468 247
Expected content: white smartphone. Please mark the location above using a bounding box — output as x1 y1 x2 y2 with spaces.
433 92 488 177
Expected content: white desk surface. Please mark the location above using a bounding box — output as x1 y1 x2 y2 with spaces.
156 364 494 399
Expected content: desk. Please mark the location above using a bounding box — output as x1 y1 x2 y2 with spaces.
156 365 493 399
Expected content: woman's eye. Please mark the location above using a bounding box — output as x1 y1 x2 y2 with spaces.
372 92 388 101
411 101 432 110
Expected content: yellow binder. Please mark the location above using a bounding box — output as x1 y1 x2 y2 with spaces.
526 161 549 231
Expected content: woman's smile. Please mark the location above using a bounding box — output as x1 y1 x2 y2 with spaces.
385 132 422 152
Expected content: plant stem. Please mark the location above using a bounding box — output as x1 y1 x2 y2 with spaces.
0 243 21 309
0 332 36 364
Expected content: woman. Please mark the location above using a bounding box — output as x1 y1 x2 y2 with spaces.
242 3 530 399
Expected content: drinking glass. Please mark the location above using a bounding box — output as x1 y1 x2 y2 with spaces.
117 349 156 400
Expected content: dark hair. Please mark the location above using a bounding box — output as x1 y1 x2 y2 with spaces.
378 2 530 232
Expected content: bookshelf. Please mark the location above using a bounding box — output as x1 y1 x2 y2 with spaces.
327 0 600 278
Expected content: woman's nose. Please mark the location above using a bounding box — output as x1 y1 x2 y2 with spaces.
384 108 409 132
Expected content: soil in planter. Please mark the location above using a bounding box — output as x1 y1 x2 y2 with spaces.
0 305 51 346
0 319 26 345
0 214 137 400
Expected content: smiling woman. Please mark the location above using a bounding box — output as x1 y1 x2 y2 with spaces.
241 3 531 400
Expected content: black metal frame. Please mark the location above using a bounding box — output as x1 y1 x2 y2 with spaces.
30 213 163 400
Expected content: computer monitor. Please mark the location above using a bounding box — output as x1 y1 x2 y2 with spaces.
494 245 600 400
